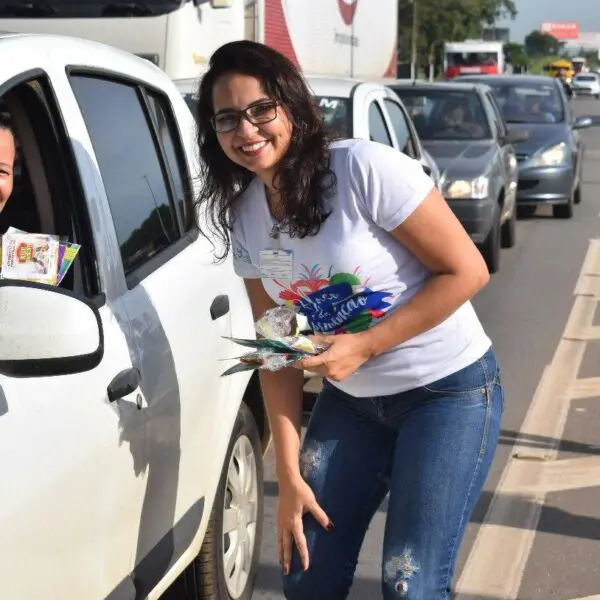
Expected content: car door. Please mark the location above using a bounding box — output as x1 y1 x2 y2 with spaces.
65 69 236 593
485 90 518 220
0 44 147 600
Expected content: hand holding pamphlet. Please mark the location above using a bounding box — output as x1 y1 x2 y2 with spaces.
220 306 329 376
0 226 81 285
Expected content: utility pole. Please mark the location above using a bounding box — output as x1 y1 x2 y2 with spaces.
410 0 418 80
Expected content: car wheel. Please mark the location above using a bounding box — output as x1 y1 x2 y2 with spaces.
501 208 516 248
573 185 582 205
480 211 501 274
195 403 264 600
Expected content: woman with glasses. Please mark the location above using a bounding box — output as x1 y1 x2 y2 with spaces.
193 40 504 600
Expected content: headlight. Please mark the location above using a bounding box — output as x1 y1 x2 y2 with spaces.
530 142 568 167
445 176 489 199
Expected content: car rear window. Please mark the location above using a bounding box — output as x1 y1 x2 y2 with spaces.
314 96 352 139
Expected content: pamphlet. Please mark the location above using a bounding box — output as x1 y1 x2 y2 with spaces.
0 226 81 285
220 306 328 377
1 232 61 285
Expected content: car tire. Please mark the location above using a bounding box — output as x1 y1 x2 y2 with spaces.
501 208 517 248
194 402 264 600
480 210 501 274
573 185 582 205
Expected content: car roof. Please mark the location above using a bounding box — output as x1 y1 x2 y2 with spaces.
304 75 366 97
387 79 487 93
454 74 558 86
173 77 201 95
0 32 169 84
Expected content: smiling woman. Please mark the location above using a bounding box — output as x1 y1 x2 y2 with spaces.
193 39 504 600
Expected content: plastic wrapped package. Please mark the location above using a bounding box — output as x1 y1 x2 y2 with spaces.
220 306 329 376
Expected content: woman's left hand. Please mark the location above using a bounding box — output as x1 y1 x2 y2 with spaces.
296 333 373 381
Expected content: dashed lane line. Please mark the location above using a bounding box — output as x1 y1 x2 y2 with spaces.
454 238 600 600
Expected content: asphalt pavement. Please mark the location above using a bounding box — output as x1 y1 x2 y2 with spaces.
250 98 600 600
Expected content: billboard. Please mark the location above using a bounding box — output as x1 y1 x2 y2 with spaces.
540 21 580 40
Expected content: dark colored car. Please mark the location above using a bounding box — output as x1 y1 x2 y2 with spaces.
390 80 525 273
455 74 593 219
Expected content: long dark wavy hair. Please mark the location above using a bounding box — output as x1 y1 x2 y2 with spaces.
194 40 336 258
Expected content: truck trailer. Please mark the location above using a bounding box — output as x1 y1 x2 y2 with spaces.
0 0 398 80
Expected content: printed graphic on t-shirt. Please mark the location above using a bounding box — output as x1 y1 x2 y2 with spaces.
274 264 393 334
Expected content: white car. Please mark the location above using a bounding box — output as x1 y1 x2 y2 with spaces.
306 76 441 188
572 73 600 98
0 33 267 600
174 76 441 188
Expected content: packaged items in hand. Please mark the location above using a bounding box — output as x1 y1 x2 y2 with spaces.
220 306 328 377
0 226 81 285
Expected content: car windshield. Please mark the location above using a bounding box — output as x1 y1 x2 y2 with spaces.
575 75 597 82
313 96 352 139
391 89 491 141
181 93 198 115
446 51 498 67
479 81 565 124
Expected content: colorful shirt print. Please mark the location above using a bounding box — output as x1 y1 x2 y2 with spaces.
274 264 393 334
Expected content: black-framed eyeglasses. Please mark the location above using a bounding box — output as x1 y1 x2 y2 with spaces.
211 100 279 133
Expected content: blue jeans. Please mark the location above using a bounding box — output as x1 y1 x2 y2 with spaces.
283 348 504 600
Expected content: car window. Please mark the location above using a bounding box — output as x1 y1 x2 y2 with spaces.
392 88 491 141
146 92 193 230
383 99 416 157
480 81 565 124
70 76 180 276
314 96 352 139
369 101 393 146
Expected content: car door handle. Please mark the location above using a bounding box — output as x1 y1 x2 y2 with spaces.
210 294 230 320
107 367 141 402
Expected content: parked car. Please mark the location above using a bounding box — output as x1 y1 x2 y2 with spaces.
572 72 600 98
0 33 267 600
390 80 523 273
456 74 593 219
174 76 442 189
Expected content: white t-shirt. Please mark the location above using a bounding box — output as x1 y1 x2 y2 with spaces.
231 139 491 397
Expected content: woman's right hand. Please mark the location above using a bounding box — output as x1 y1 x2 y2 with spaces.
277 475 333 575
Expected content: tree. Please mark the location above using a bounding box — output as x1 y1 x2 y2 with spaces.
504 42 529 67
524 30 563 58
396 0 518 71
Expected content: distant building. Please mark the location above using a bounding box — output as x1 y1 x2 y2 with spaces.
483 27 510 42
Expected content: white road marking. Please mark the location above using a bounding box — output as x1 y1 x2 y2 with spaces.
454 238 600 600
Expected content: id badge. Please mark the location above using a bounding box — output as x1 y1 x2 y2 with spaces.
259 249 293 280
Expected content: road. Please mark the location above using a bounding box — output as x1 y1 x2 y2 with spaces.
251 98 600 600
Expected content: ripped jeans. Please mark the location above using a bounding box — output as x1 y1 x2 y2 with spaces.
283 348 503 600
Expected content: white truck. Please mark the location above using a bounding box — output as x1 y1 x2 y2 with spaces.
443 40 507 80
0 0 399 80
0 31 268 600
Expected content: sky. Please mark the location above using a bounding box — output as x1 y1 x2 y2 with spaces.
496 0 600 43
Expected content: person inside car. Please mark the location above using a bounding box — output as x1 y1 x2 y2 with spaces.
0 117 15 216
438 99 485 138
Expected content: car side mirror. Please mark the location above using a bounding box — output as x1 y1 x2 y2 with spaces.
505 130 529 144
422 164 432 176
573 116 593 130
0 281 103 377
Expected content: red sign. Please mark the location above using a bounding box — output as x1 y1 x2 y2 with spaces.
540 21 580 40
338 0 358 26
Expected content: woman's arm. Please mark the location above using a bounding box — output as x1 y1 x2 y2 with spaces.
244 278 305 483
299 186 490 380
364 185 489 356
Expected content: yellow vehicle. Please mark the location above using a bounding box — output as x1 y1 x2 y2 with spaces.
544 59 575 80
